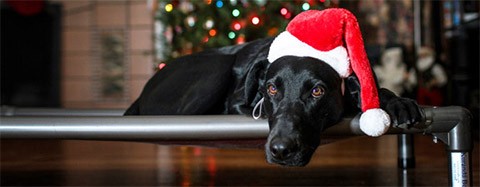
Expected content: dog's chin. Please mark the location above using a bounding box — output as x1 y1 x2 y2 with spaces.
265 149 315 167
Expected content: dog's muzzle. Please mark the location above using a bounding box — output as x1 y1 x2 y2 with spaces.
268 137 298 161
265 131 313 167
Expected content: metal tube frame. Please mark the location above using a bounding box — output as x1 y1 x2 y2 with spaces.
1 106 124 116
398 134 415 169
0 106 473 186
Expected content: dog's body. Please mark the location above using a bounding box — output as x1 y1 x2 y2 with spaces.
125 38 421 166
125 38 273 115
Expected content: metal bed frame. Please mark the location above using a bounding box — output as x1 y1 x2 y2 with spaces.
0 106 473 186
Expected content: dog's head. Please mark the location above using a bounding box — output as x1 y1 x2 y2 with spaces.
262 56 345 166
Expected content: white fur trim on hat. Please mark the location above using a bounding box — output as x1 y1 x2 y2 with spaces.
268 31 352 78
359 108 390 137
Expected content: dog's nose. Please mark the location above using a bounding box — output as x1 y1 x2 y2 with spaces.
269 139 296 160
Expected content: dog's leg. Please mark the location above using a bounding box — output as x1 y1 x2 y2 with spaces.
378 88 422 129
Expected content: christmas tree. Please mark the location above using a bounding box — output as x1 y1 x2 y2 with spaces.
155 0 336 63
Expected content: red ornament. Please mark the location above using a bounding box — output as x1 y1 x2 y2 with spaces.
158 63 167 70
236 34 245 44
284 12 292 19
280 8 288 15
232 21 242 31
6 0 45 16
203 36 210 43
208 29 217 37
251 16 260 25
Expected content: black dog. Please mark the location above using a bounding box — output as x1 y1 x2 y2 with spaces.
125 38 421 166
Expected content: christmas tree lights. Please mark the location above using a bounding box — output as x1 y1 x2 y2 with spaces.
155 0 335 63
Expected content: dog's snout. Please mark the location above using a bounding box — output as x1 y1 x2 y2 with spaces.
269 138 297 160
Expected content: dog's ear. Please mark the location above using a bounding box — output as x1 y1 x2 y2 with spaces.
254 59 274 98
226 38 274 114
227 59 269 114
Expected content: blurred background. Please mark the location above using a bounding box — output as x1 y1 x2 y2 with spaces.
0 1 478 186
1 0 478 113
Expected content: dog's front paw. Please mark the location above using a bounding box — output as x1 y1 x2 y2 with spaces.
384 97 422 129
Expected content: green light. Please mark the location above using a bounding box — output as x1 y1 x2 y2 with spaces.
228 31 236 39
232 9 240 17
302 3 310 11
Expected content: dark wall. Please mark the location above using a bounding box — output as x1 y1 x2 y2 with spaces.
1 2 61 107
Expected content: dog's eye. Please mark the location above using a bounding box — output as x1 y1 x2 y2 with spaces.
267 85 278 96
311 86 324 98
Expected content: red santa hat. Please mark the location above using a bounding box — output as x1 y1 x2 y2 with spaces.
268 8 390 137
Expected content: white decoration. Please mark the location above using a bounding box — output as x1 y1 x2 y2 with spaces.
359 108 390 137
268 31 351 78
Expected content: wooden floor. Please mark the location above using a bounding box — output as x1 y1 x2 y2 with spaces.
1 135 478 186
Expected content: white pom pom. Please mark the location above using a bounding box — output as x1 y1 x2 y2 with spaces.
359 108 391 137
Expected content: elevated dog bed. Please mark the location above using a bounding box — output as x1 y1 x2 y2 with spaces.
0 106 473 186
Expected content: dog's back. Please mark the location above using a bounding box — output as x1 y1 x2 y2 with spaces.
125 38 274 115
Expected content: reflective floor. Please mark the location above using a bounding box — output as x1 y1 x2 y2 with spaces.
1 135 478 186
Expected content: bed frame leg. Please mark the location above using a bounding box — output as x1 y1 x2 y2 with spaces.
430 107 473 187
444 122 473 187
397 134 415 169
448 151 472 187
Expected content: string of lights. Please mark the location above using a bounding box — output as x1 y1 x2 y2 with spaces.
155 0 335 63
